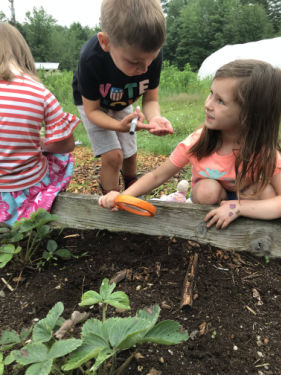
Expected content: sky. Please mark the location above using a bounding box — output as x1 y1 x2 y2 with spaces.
1 0 102 28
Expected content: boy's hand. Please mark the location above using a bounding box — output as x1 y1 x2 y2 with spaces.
204 200 241 229
120 109 152 132
148 116 174 136
99 191 121 210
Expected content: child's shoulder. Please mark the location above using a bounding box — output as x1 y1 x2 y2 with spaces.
181 128 202 147
14 74 47 95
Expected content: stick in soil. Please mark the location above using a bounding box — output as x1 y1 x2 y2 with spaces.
1 277 14 292
110 269 130 285
180 252 199 308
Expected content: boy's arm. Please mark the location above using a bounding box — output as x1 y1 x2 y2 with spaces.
142 88 174 135
82 97 151 132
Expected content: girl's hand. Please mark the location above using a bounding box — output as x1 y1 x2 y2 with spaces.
98 191 121 211
204 200 241 229
148 116 174 136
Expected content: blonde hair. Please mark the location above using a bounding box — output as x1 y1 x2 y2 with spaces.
0 22 38 81
100 0 166 51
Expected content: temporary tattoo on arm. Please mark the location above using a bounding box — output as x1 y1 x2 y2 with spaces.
228 203 237 218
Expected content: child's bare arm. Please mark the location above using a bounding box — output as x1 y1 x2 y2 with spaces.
205 172 281 229
41 135 75 153
99 159 181 209
82 97 152 132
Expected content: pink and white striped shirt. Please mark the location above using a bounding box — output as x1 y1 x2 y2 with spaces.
0 74 80 191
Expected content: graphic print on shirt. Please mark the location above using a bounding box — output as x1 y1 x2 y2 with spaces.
110 87 124 101
99 79 150 110
199 168 226 179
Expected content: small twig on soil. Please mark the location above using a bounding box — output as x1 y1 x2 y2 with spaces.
245 305 257 315
180 252 199 308
110 269 130 285
55 311 89 339
1 277 14 292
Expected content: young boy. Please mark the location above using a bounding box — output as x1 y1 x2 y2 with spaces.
72 0 173 194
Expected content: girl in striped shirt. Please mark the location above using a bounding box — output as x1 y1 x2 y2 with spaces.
0 22 80 225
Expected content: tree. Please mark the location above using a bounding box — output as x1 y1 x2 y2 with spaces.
0 11 7 22
164 0 275 71
267 0 281 32
163 0 187 64
22 7 56 62
50 23 97 71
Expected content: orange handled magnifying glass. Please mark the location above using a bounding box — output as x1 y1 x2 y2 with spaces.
114 195 156 217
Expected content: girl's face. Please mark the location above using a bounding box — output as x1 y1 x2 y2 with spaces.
204 78 241 134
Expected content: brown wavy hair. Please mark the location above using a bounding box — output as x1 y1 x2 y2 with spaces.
189 59 281 197
0 22 38 81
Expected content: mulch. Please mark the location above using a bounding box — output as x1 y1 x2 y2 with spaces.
67 146 187 196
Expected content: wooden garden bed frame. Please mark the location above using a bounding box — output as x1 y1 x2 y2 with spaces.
51 192 281 258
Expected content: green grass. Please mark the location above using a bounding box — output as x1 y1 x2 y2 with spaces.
137 92 207 155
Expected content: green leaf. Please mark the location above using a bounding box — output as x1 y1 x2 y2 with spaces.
0 353 4 375
0 330 20 350
42 251 51 260
12 343 48 365
0 226 10 234
0 244 20 254
0 253 13 268
104 317 150 350
79 290 102 306
32 302 64 342
48 339 82 359
99 278 116 299
89 349 114 373
142 320 189 345
55 248 73 259
47 240 57 252
14 219 36 233
3 352 16 365
25 359 53 375
20 327 32 341
104 291 130 310
136 305 161 325
37 225 51 239
62 319 109 371
6 232 24 243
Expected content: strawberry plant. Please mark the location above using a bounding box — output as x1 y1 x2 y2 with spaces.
0 209 73 269
63 278 189 374
0 278 189 374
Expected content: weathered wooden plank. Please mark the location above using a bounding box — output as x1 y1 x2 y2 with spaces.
51 192 281 258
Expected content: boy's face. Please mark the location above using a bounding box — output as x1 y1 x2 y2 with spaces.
98 32 160 76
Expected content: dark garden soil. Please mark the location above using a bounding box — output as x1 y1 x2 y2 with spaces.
1 147 281 375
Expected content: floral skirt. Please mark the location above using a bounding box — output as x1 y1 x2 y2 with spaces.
0 153 74 226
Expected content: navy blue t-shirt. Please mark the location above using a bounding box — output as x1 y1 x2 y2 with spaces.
72 34 162 111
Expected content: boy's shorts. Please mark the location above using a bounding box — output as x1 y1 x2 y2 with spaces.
77 105 137 159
